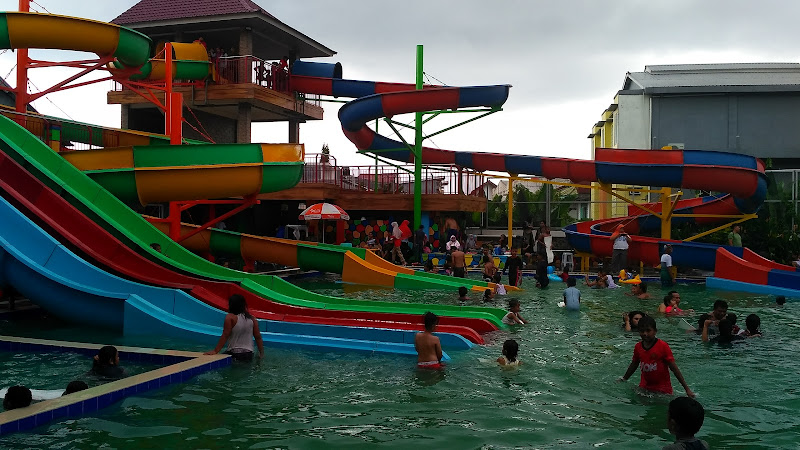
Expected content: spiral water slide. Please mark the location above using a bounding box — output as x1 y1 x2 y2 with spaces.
290 61 800 296
0 12 507 351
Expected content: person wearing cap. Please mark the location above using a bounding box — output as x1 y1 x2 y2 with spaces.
660 244 675 287
610 224 631 274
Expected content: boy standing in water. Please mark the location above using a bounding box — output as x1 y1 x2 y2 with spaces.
619 316 695 398
415 312 443 369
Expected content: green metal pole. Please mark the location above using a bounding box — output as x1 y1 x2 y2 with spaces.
413 45 424 229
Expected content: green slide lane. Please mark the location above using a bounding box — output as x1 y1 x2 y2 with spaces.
0 115 506 326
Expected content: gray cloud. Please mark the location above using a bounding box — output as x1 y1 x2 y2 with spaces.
2 0 799 162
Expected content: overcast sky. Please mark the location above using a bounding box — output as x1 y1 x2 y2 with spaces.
1 0 799 166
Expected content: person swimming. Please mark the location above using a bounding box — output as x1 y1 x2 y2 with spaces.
497 339 521 367
89 346 126 379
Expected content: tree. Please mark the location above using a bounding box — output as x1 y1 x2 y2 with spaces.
486 183 579 228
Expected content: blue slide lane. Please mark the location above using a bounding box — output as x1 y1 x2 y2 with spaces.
0 195 453 358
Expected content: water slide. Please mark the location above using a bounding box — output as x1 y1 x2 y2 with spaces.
288 62 799 295
0 195 454 357
140 220 510 292
61 145 508 291
0 112 505 334
0 13 508 346
6 107 509 294
0 150 482 346
0 12 212 81
59 142 305 204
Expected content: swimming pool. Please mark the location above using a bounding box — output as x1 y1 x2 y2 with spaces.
0 277 796 448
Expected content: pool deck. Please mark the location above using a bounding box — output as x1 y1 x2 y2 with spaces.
0 335 230 436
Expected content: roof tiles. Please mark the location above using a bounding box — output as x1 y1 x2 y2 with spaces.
112 0 275 24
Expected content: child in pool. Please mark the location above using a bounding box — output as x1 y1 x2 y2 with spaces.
619 316 695 397
458 286 469 302
90 346 127 379
483 289 494 302
63 381 88 396
559 264 571 282
623 311 647 331
662 396 709 450
502 299 526 325
702 318 744 344
497 339 521 367
625 282 650 300
492 273 507 296
775 295 786 307
740 314 762 337
562 277 581 311
415 312 443 369
3 386 31 411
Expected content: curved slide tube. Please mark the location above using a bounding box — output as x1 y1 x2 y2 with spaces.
146 220 512 293
0 114 507 331
0 150 482 346
61 143 305 204
0 12 211 82
292 64 777 289
565 194 749 269
0 194 453 357
291 65 765 213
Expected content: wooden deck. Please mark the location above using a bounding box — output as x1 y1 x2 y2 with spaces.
107 84 323 122
257 183 487 212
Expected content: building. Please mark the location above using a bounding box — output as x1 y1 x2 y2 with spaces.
109 0 334 144
613 63 800 167
590 62 800 218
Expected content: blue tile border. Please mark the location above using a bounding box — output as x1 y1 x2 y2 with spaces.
0 336 230 437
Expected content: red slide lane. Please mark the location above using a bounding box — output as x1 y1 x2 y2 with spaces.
0 153 489 341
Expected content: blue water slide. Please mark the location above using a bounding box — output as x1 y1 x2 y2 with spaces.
124 297 449 358
0 196 456 357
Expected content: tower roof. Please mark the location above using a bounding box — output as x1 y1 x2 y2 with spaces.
111 0 335 59
112 0 276 24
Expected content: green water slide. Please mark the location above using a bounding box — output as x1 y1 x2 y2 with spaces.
0 115 506 326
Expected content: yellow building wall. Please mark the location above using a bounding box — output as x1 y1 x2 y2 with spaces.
589 105 651 220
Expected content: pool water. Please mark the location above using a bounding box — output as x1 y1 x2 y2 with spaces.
0 351 163 393
0 277 798 449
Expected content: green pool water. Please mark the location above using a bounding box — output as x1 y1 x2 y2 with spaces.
0 351 164 392
0 278 797 449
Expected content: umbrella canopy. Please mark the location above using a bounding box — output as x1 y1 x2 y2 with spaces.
298 202 350 221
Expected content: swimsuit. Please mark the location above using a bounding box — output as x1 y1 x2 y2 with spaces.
498 355 521 366
417 360 444 370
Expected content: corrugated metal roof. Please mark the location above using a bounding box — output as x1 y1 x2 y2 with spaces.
112 0 276 24
624 63 800 91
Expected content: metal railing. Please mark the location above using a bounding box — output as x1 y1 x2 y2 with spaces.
0 109 117 151
301 153 486 196
214 56 290 92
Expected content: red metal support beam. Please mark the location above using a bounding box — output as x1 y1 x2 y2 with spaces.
149 196 260 245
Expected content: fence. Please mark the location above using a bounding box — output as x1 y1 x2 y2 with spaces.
0 109 118 151
301 153 486 196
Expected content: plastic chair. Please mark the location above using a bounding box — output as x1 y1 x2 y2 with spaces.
561 252 574 271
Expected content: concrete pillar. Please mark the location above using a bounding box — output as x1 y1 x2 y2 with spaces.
289 120 300 143
120 104 130 129
237 103 252 143
239 28 253 56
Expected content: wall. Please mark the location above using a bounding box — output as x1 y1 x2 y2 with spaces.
652 93 800 159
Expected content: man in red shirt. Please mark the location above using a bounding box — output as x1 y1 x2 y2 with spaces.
619 316 695 397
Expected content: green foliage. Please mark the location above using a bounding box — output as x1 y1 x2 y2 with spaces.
486 184 579 227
